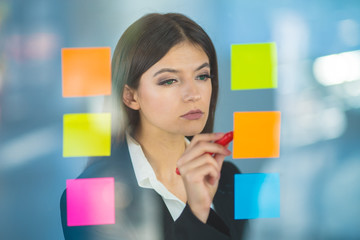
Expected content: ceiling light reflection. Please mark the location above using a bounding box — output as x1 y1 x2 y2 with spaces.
313 50 360 86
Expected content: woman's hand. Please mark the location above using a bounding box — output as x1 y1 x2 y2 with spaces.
176 133 231 223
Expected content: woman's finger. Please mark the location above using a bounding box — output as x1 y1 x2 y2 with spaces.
188 132 225 148
180 135 231 160
179 154 220 176
180 142 230 164
183 162 220 186
213 152 227 171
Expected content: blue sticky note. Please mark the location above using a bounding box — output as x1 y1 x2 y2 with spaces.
234 173 280 219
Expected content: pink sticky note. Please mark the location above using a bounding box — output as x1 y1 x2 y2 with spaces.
66 177 115 226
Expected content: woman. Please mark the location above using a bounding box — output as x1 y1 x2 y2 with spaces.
61 13 246 239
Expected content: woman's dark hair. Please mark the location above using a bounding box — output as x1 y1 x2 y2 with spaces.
110 13 219 140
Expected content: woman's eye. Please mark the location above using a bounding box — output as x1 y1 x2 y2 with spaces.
159 79 177 86
196 74 211 81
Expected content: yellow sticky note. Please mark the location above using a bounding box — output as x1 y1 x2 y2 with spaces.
233 111 281 159
231 42 277 90
63 113 111 157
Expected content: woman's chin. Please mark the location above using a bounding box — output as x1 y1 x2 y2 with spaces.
181 127 205 137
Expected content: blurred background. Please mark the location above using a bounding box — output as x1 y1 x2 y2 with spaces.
0 0 359 239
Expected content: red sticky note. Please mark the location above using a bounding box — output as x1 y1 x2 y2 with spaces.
233 111 281 159
62 47 111 97
66 177 115 226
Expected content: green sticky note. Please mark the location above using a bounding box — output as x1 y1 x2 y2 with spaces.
63 113 111 157
231 42 277 90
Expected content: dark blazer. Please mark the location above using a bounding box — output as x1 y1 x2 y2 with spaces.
60 140 247 240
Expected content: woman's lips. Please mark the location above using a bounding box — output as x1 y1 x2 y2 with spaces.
181 110 204 120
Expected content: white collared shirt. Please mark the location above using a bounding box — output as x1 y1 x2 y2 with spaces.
126 133 188 220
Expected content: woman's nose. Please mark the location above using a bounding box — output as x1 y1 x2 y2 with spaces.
182 80 201 102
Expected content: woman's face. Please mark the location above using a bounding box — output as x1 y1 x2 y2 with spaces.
129 41 212 137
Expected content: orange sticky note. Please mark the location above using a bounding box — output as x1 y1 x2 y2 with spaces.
233 111 281 159
62 47 111 97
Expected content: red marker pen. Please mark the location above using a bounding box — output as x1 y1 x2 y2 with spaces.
176 131 233 175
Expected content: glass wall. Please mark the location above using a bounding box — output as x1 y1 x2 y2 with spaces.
0 0 359 239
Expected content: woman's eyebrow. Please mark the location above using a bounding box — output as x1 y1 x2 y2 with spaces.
153 62 210 77
153 68 179 77
195 62 210 71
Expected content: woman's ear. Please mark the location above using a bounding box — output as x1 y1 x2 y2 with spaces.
123 84 140 110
